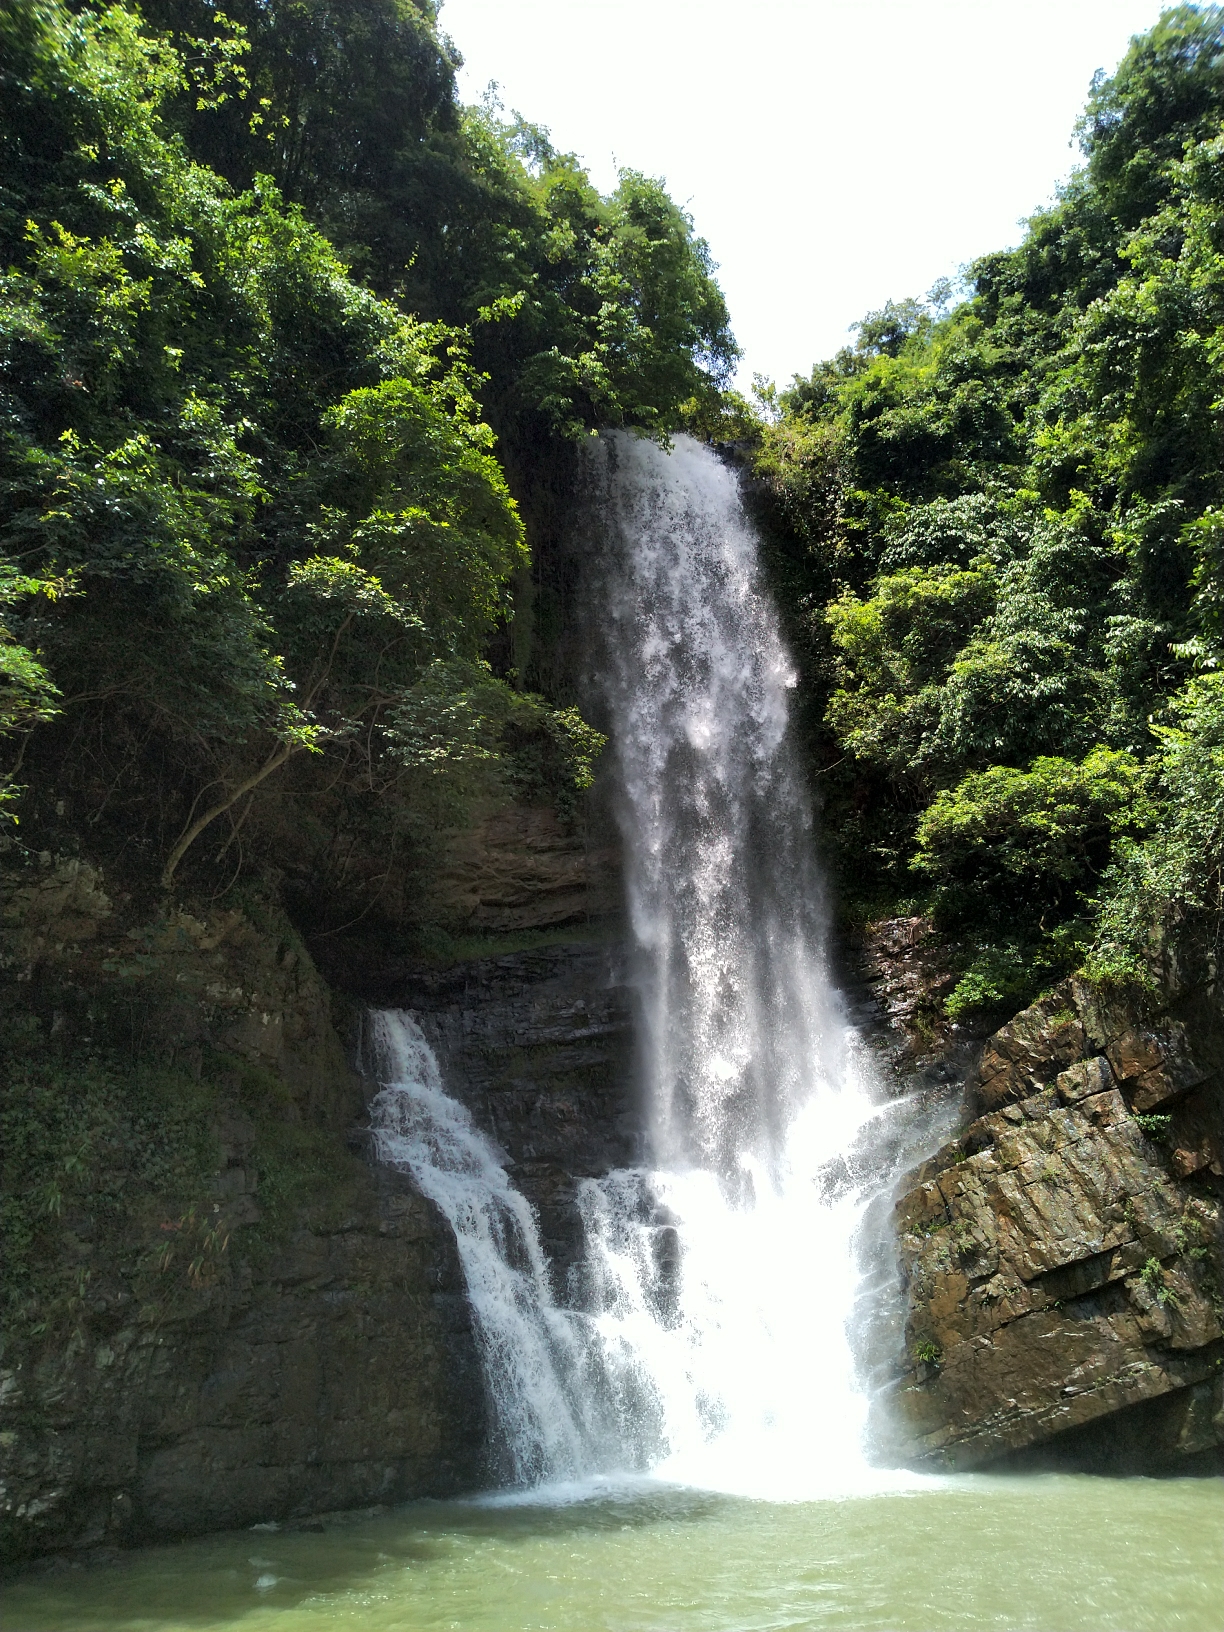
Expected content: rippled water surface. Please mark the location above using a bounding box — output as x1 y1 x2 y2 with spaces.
10 1474 1222 1632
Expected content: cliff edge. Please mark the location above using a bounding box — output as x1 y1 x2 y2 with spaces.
885 970 1224 1471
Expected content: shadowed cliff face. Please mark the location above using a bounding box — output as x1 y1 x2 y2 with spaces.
0 863 488 1566
883 971 1224 1472
432 805 621 934
1 827 635 1565
0 706 634 1563
401 944 638 1277
1 1170 486 1564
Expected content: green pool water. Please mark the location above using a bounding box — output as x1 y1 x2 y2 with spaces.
8 1473 1222 1632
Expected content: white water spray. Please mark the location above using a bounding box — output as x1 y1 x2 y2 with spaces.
365 1010 606 1485
370 433 935 1499
572 433 889 1496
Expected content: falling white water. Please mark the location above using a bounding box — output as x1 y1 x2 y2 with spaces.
368 433 942 1501
572 432 895 1498
365 1010 605 1485
586 432 851 1171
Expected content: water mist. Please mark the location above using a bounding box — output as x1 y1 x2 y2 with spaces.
371 432 935 1499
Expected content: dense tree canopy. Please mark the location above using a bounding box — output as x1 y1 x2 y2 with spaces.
135 0 738 439
756 3 1224 1012
0 0 733 925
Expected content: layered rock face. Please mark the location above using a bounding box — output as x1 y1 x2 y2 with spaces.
0 865 488 1564
431 803 620 934
1 842 634 1565
1 1172 485 1562
401 942 637 1273
888 977 1224 1470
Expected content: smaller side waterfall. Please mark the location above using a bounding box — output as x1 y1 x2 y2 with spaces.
365 1010 605 1485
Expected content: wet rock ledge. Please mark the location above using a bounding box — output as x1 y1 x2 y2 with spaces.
404 941 639 1274
888 977 1224 1470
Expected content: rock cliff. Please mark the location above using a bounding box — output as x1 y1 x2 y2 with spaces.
7 852 1223 1571
395 942 638 1271
0 859 489 1565
1 839 634 1567
884 968 1224 1471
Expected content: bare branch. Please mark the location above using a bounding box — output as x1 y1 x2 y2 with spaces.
161 739 297 890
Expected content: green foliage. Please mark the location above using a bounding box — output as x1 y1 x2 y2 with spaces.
943 944 1044 1024
827 564 996 782
137 2 738 441
1139 1254 1182 1307
0 567 64 820
1078 5 1224 227
913 1339 942 1367
755 6 1224 1007
4 0 704 908
1085 672 1224 984
1173 1207 1211 1257
385 657 605 814
906 742 1154 1011
0 1013 219 1327
1132 1112 1173 1140
914 748 1149 925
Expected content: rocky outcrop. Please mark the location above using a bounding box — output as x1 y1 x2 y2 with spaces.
886 975 1224 1471
433 803 620 933
851 917 988 1105
0 862 487 1566
0 1170 483 1564
858 916 959 1059
390 941 638 1273
1 853 634 1567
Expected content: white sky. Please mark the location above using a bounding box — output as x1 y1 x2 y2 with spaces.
437 0 1168 389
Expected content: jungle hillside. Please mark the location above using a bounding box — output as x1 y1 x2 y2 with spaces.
753 3 1224 1026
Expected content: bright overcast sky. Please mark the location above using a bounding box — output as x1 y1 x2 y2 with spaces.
438 0 1168 389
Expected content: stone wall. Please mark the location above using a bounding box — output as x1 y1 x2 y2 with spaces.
0 863 487 1566
883 974 1224 1471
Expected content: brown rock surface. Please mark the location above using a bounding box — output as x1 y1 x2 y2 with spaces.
434 804 619 932
0 1173 483 1563
858 917 959 1059
0 869 486 1565
887 977 1224 1469
2 852 636 1566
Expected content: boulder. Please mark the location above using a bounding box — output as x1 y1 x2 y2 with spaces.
886 979 1224 1470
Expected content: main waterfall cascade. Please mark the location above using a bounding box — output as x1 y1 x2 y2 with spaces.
370 433 948 1498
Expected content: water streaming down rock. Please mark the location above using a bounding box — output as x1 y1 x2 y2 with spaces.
369 434 938 1496
571 433 899 1495
364 1010 608 1485
585 432 850 1173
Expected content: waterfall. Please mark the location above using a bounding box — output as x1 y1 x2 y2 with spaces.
369 433 936 1498
571 432 890 1496
365 1011 606 1485
585 432 851 1174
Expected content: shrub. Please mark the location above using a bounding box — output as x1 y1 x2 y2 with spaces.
913 747 1149 929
